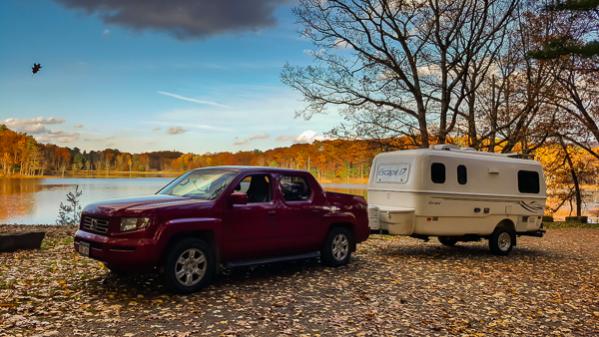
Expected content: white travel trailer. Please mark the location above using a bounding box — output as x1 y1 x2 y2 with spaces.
367 145 546 255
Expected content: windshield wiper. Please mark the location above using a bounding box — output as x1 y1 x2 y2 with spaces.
208 185 227 200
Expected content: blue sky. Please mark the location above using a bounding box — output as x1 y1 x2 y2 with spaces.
0 0 340 153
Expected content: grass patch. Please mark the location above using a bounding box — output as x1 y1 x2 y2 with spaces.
544 221 599 229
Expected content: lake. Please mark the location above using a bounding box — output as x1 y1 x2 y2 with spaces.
0 178 367 224
3 177 594 224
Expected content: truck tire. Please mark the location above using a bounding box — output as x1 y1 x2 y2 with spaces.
489 226 516 256
321 227 354 267
163 238 215 293
438 236 458 247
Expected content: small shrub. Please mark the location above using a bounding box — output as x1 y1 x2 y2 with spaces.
56 185 83 226
565 216 588 223
542 215 554 223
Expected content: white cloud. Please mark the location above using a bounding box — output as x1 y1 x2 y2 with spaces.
166 126 186 135
276 130 329 144
2 117 65 134
296 130 328 143
334 38 351 49
36 131 80 144
233 133 270 146
417 64 441 77
158 91 229 108
146 120 232 132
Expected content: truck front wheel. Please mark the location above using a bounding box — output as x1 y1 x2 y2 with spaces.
163 238 215 293
321 227 354 267
489 226 516 256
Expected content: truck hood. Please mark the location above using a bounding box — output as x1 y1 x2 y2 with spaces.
83 194 213 216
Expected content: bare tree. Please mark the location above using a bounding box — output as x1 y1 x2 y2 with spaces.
473 6 560 154
283 0 518 147
537 2 599 158
552 58 599 159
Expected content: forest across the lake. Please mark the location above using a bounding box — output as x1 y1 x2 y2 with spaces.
0 125 597 220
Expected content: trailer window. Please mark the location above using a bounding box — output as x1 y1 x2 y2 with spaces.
518 171 540 193
431 163 445 184
457 165 467 185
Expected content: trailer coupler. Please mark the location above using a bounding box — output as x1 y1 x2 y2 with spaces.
518 229 546 237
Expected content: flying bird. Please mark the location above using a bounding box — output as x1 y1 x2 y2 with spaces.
32 63 42 75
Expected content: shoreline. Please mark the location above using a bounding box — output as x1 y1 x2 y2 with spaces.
0 172 181 179
2 222 598 229
0 173 371 183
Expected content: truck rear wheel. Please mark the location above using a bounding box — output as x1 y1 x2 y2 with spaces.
163 238 215 293
489 226 516 256
438 236 458 247
321 227 354 267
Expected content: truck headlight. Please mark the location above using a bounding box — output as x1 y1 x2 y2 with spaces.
120 217 150 232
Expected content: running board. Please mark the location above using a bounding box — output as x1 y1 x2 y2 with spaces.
225 251 321 268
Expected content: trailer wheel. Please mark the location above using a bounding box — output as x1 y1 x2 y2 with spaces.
438 236 458 247
489 226 516 256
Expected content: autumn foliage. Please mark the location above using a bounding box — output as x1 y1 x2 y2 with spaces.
0 125 380 181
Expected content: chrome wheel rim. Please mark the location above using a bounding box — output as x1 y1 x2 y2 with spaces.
175 248 207 287
331 233 349 261
497 232 512 252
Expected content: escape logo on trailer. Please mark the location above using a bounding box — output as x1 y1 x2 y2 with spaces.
375 163 410 184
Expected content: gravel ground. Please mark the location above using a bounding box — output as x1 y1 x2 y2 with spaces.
0 226 597 336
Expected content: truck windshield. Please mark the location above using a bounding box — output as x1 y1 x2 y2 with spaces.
158 169 237 200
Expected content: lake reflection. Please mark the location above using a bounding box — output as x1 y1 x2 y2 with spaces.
0 178 367 225
0 178 172 224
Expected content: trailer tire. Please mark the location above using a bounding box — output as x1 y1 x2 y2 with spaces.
438 236 458 247
489 226 516 256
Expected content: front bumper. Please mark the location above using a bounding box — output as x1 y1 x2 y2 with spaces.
74 230 160 270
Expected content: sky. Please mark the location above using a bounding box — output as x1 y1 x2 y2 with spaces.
0 0 341 154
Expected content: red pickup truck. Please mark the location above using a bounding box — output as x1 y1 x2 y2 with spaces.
74 166 369 293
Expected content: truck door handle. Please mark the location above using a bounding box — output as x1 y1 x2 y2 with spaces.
267 210 277 216
474 208 481 213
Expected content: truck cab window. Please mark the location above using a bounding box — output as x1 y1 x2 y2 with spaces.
457 165 467 185
431 163 445 184
280 175 312 201
236 175 272 203
518 171 540 193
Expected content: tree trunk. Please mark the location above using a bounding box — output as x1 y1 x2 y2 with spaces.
560 137 582 217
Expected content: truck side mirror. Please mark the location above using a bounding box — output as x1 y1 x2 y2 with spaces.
230 192 248 205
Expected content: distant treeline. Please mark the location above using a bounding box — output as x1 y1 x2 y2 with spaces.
1 124 597 217
0 125 387 180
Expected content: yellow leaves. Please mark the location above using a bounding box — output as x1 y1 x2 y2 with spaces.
1 226 598 336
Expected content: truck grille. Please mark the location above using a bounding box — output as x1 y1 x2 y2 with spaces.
81 216 110 234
